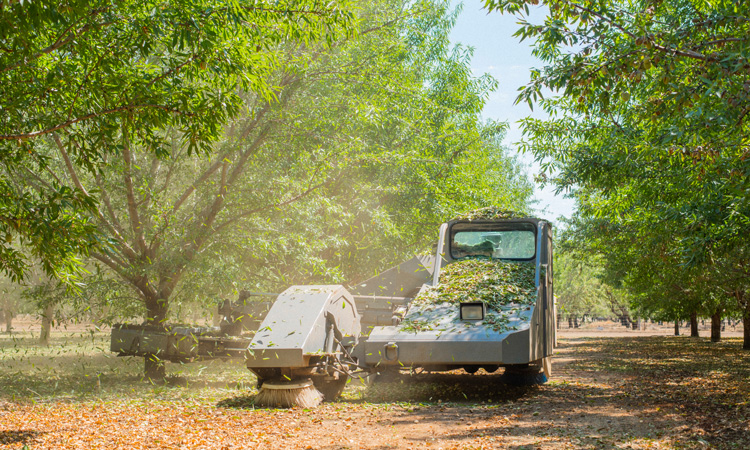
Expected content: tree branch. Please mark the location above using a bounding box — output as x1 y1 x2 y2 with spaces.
121 129 148 255
212 177 333 236
0 104 196 141
567 1 716 62
90 251 131 282
53 133 91 197
170 157 225 216
1 8 111 74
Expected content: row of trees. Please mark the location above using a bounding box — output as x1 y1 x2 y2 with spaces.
2 0 535 376
554 251 633 328
485 0 750 347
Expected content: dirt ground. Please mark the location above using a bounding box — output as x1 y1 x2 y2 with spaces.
0 322 748 449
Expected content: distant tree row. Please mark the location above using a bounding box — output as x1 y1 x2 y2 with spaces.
554 250 632 329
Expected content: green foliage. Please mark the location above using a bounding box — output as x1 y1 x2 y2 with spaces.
484 0 750 330
0 0 353 282
482 0 750 258
0 181 97 283
52 0 535 323
399 258 537 333
554 250 614 320
452 207 530 221
417 258 537 308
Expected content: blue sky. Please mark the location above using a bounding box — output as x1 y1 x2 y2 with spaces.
448 1 576 222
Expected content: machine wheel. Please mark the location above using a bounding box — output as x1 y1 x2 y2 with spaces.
463 365 481 374
311 374 349 401
500 361 549 386
482 365 500 374
500 370 548 386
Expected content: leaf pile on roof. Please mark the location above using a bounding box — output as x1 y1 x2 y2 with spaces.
453 207 528 221
415 258 537 310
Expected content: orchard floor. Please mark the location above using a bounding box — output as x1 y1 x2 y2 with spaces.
0 322 748 449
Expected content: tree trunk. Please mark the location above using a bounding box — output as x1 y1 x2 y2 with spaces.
573 316 579 328
144 353 166 381
744 299 750 351
710 310 722 343
40 304 54 345
690 311 699 337
145 296 169 326
143 296 169 380
568 316 573 328
2 310 12 334
674 320 680 336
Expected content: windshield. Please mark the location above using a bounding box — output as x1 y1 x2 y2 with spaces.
450 222 536 260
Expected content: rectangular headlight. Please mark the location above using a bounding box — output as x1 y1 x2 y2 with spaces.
459 302 486 320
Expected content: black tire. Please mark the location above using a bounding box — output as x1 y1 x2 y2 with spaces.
500 364 548 386
463 365 481 374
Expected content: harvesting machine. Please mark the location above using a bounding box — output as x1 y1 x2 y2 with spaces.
111 214 555 400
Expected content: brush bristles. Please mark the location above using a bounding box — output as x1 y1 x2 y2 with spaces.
254 382 323 408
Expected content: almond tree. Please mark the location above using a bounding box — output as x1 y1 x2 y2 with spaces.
485 0 750 348
0 0 352 282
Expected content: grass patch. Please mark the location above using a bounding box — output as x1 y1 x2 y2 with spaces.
0 331 257 403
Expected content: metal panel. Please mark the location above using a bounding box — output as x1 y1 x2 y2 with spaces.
349 255 434 298
110 324 211 361
364 319 533 366
246 285 361 369
353 295 412 328
111 326 172 356
348 255 434 332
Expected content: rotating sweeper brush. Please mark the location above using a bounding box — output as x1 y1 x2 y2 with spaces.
246 285 362 408
253 378 323 408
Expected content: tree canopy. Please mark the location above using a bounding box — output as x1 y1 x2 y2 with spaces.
484 0 750 346
25 0 533 326
0 0 353 281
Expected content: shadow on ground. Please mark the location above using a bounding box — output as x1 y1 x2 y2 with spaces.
217 370 538 409
358 371 538 403
0 429 43 446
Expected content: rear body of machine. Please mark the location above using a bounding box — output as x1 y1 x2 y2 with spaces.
359 217 554 375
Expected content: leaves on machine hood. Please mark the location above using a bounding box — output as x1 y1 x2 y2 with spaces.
399 258 540 333
418 259 537 309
